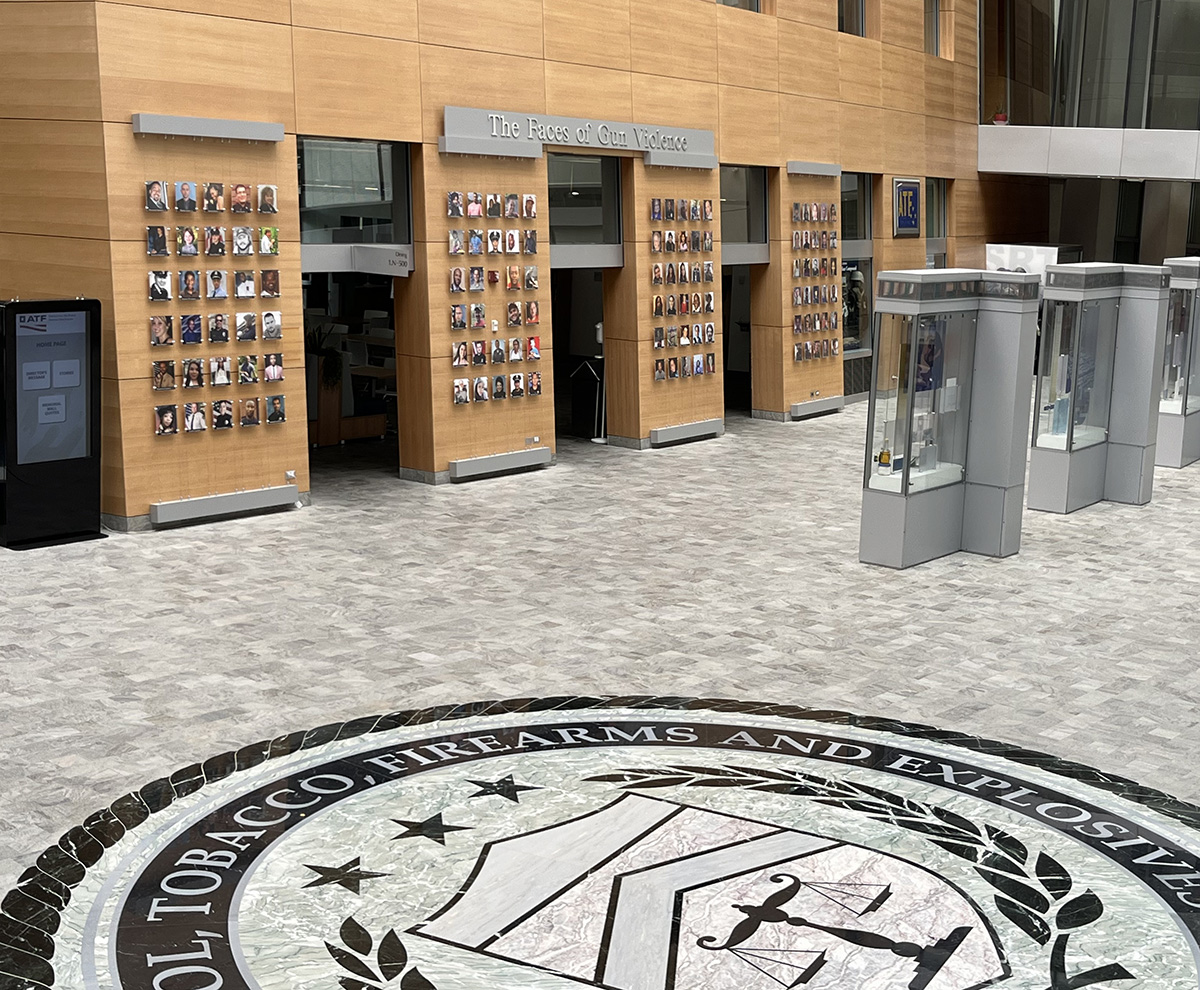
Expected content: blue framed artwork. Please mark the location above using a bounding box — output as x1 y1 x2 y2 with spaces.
893 177 921 238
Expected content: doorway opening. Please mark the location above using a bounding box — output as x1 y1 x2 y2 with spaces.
722 264 752 411
550 268 606 441
303 271 398 480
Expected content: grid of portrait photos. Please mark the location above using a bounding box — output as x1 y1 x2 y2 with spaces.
448 190 543 403
649 195 718 385
145 179 287 435
790 197 842 364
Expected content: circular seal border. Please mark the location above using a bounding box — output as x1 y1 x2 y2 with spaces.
4 695 1200 989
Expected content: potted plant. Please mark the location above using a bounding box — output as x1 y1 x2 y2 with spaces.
992 108 1009 125
305 324 344 389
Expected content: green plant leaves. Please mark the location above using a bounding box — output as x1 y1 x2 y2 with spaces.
994 894 1051 945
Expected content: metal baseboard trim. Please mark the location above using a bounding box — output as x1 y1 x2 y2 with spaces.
400 467 452 485
149 485 301 527
649 418 724 447
752 409 789 422
791 395 845 420
448 446 552 481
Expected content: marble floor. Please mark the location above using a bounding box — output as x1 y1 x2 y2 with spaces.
4 401 1200 893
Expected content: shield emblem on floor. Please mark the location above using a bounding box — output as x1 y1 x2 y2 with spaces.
412 793 1008 990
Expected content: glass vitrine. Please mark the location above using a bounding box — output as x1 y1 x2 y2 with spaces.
865 310 976 495
1161 289 1191 414
1033 297 1118 451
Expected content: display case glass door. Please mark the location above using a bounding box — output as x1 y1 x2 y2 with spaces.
1187 292 1200 414
1161 287 1192 414
865 313 912 493
1069 298 1118 450
1034 300 1078 450
905 312 976 493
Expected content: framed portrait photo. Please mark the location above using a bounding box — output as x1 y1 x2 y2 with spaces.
202 183 224 212
527 371 541 396
522 194 537 219
204 226 226 256
261 310 282 340
447 191 464 218
211 398 234 429
259 227 279 255
236 312 257 341
472 376 489 402
183 402 206 432
207 270 228 300
449 230 465 255
232 226 254 256
450 304 467 331
178 270 201 300
467 230 484 255
453 378 470 404
237 354 259 384
174 182 198 212
149 271 171 301
180 357 204 387
180 314 203 344
146 226 169 257
152 360 176 389
260 270 281 298
209 355 233 385
265 395 286 423
234 271 256 299
229 183 253 214
239 397 260 427
145 180 169 212
208 313 230 343
258 185 278 214
154 405 178 436
486 193 502 219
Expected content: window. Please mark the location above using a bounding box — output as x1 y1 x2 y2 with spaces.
839 0 865 36
1148 0 1200 129
716 0 760 9
1113 179 1144 264
926 178 947 238
924 0 940 55
547 154 621 245
841 173 872 241
298 137 410 245
1188 183 1200 255
719 166 768 244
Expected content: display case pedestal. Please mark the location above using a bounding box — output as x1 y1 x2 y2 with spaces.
858 270 1041 569
1156 257 1200 469
1028 263 1169 514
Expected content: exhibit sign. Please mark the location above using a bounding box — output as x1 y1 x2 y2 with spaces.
440 106 718 169
893 177 922 238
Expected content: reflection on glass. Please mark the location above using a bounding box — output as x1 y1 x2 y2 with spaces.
842 259 872 349
299 137 409 245
1161 288 1192 414
1070 299 1117 449
867 313 911 492
547 154 621 245
1034 301 1078 449
1034 298 1118 450
1189 298 1200 414
719 166 767 244
906 314 975 493
866 312 975 494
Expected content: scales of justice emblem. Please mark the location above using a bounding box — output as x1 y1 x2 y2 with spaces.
412 794 1008 990
697 873 973 989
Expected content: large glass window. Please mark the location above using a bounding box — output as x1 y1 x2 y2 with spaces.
1113 180 1144 264
925 0 940 55
926 178 947 237
716 0 760 9
842 258 873 351
719 165 767 244
1149 0 1200 129
299 138 410 245
1033 297 1118 451
841 173 872 241
1075 0 1138 128
1189 184 1200 255
547 154 621 245
840 0 866 36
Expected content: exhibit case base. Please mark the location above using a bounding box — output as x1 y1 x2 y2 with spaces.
859 485 965 569
1156 411 1200 468
1026 443 1108 514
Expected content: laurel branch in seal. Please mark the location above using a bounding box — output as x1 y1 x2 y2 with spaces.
585 764 1135 989
325 917 437 990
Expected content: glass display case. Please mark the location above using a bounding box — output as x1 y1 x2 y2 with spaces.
865 310 976 495
1033 297 1118 451
1161 286 1200 415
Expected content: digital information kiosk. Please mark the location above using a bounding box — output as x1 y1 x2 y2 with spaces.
0 299 103 549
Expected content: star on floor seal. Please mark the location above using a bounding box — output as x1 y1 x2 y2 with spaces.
302 856 390 894
390 812 473 846
467 774 541 803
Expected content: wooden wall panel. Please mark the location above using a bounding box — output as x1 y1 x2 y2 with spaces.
716 5 779 93
419 46 546 145
0 2 101 120
544 60 633 122
630 0 717 84
418 0 544 59
923 56 956 120
543 0 631 71
779 94 840 165
881 0 925 53
631 73 719 134
838 104 884 172
837 33 882 108
881 45 926 115
776 0 836 29
883 112 928 177
292 29 422 143
778 20 839 102
94 4 296 129
291 0 418 42
95 0 289 24
0 120 110 240
718 86 780 165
